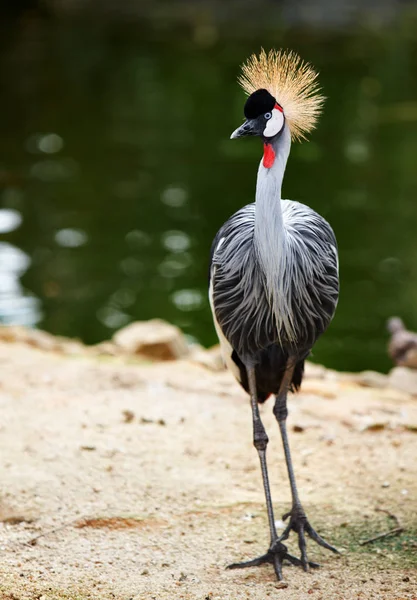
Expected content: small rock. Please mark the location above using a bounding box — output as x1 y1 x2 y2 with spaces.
1 514 34 525
242 513 255 521
381 481 390 488
355 370 388 389
92 341 119 356
0 325 58 351
189 344 225 371
113 319 189 360
58 339 85 355
388 366 417 396
275 582 289 589
138 417 166 426
360 421 388 433
293 424 305 432
122 410 135 423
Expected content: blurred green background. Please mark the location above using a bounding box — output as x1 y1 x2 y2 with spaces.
1 0 417 372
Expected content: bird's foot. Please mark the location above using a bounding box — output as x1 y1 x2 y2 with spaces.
226 539 319 581
279 503 339 571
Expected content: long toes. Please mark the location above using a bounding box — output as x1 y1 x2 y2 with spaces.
305 524 340 554
227 552 272 570
279 523 292 542
284 552 320 569
297 526 309 571
272 554 283 581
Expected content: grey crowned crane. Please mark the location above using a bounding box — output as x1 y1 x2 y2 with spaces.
208 50 340 580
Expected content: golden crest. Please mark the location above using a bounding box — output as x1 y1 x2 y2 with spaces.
239 49 325 141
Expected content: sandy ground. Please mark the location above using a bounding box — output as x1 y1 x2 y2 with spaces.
0 338 416 600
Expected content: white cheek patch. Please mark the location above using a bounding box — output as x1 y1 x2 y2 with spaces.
263 108 284 138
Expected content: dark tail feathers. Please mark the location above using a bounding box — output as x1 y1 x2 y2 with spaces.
232 345 307 403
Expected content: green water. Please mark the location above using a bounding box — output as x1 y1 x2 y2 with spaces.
1 11 417 372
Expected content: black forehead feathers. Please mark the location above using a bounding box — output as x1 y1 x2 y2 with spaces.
244 88 276 119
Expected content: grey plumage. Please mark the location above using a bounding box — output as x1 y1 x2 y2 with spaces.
210 200 338 359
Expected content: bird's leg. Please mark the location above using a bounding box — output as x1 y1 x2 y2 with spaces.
247 366 277 548
227 366 319 580
273 360 339 570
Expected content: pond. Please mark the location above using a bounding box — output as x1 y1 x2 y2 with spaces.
1 10 417 373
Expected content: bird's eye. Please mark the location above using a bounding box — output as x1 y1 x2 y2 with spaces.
264 112 272 120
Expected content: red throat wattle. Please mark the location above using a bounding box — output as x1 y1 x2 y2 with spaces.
263 143 275 168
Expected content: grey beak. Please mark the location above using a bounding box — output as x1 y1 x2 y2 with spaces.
230 119 256 139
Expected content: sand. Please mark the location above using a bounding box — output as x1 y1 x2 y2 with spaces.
0 337 416 599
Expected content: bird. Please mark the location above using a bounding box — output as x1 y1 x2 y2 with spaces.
208 49 340 580
387 317 417 368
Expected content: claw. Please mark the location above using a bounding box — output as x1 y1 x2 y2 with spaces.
280 504 340 558
279 521 292 542
227 506 337 580
272 554 283 580
227 546 321 580
297 526 309 571
227 552 271 570
285 553 320 569
227 541 297 581
305 521 340 554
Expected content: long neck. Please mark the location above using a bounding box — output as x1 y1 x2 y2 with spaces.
253 124 295 341
254 124 291 254
254 124 291 239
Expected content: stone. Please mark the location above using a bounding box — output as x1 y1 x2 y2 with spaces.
91 341 120 356
56 337 85 355
0 325 85 355
0 325 52 349
354 370 388 389
388 366 417 396
112 319 189 361
189 344 225 371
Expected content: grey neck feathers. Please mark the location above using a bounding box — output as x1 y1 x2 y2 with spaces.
253 124 296 342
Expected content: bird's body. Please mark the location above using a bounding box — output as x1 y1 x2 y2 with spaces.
208 50 340 580
209 172 339 400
